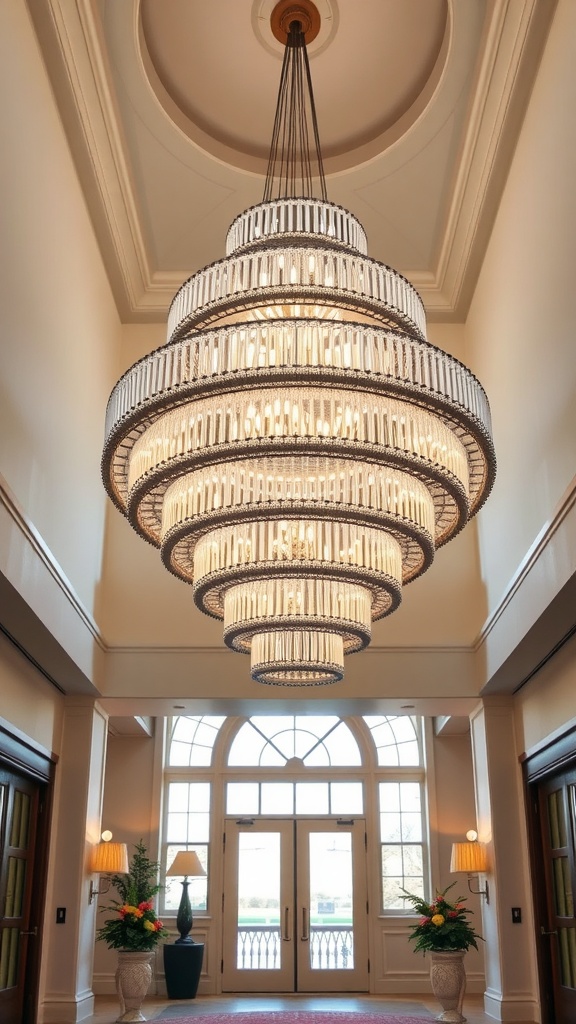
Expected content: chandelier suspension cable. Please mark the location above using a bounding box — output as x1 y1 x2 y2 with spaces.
263 18 327 202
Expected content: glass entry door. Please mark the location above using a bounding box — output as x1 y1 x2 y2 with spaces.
222 817 369 992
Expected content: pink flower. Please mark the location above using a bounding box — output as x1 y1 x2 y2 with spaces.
138 901 153 912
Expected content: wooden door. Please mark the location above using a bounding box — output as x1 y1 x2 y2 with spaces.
0 767 40 1024
537 767 576 1024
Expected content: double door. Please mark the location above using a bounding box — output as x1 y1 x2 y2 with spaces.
222 817 369 991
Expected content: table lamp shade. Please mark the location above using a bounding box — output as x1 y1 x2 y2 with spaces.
166 850 206 878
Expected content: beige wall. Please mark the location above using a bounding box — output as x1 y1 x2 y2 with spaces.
465 0 576 687
427 729 485 981
514 630 576 757
0 631 63 756
92 731 161 990
0 0 121 642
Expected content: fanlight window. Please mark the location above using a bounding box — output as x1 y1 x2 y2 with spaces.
363 715 421 765
227 715 362 766
168 715 226 766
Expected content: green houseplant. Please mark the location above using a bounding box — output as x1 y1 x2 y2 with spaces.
96 839 168 951
401 882 483 953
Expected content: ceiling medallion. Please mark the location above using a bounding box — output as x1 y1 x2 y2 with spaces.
270 1 321 44
102 5 496 686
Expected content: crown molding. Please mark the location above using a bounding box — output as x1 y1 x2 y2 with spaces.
413 0 558 320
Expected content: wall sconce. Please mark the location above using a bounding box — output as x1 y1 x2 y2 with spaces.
88 831 129 905
166 849 206 943
450 829 489 903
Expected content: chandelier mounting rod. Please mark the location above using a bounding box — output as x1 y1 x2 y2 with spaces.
270 1 321 44
264 0 327 203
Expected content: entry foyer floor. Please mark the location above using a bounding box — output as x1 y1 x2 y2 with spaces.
87 993 511 1024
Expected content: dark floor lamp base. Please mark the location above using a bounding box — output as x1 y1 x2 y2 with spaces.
163 942 205 999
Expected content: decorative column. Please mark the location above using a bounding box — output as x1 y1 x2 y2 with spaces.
41 698 109 1024
469 699 538 1022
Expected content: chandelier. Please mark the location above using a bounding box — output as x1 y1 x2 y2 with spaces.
102 1 496 687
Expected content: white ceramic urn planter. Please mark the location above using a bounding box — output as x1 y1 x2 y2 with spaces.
429 949 467 1022
115 951 155 1022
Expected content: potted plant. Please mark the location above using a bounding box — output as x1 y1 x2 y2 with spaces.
96 840 168 1023
401 883 483 1023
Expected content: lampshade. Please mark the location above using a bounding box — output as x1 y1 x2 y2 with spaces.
450 841 487 874
166 850 206 878
90 841 129 874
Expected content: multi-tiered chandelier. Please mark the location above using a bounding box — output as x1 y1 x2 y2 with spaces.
102 1 496 686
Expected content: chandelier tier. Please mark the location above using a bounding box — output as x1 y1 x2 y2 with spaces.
102 4 496 686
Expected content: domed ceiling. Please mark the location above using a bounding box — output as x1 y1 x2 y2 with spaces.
29 0 552 323
140 0 448 172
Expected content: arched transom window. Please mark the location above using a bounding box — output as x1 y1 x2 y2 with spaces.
228 715 362 767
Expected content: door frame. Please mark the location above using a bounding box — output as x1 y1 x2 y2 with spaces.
0 725 55 1024
523 724 576 1024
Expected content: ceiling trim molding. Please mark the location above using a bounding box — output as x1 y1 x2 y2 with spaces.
413 0 558 320
26 0 154 318
28 0 558 323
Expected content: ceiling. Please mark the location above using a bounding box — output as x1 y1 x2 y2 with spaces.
30 0 554 324
22 0 557 724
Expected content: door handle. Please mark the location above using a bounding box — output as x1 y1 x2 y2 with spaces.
282 906 290 941
301 907 309 941
540 926 558 937
20 927 37 937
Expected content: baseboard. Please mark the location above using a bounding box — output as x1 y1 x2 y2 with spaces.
373 974 485 995
484 988 541 1022
40 992 95 1024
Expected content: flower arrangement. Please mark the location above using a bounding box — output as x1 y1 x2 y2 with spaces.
96 839 169 951
401 882 483 953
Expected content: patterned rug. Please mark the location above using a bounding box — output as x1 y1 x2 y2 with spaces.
154 1012 433 1024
